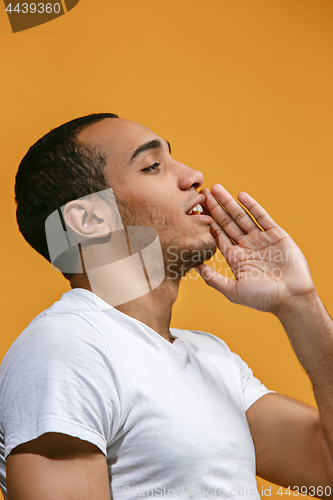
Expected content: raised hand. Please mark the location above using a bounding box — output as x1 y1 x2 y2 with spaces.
196 184 316 314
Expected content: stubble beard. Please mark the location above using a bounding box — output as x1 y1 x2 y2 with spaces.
115 196 217 283
163 238 217 282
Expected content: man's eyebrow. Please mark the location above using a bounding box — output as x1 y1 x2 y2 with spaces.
130 139 171 162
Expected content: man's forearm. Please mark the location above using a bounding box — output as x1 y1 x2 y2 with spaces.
276 291 333 455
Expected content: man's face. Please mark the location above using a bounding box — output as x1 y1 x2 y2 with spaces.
78 118 216 278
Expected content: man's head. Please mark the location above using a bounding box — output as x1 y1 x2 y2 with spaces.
15 113 119 279
15 114 216 283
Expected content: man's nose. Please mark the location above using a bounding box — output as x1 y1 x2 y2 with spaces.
177 162 204 191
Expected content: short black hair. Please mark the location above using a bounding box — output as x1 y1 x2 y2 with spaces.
14 112 119 274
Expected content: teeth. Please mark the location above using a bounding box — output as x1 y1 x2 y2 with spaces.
187 204 203 215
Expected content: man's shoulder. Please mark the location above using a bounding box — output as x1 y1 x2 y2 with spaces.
1 290 110 369
21 290 100 335
17 288 112 333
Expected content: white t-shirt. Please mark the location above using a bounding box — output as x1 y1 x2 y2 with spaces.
0 289 272 499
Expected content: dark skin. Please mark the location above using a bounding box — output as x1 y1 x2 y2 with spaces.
7 119 333 499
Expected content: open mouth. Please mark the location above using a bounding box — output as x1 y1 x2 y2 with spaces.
185 195 212 223
186 204 211 217
186 204 204 216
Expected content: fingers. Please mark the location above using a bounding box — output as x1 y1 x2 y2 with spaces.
210 220 234 255
237 192 278 231
201 188 246 243
201 185 259 242
203 184 278 238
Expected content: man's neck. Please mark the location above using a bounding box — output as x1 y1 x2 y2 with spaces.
71 273 179 343
114 279 179 342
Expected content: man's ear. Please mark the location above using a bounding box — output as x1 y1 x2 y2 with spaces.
63 197 111 240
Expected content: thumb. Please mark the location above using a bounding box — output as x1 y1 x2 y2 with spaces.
195 264 237 301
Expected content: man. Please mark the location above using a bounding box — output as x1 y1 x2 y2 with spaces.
0 113 332 500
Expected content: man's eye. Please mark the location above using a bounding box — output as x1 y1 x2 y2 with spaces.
142 162 160 172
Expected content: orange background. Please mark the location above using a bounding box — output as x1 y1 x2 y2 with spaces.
0 1 332 498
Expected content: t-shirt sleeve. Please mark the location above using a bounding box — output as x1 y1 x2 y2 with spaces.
0 313 121 458
232 351 275 411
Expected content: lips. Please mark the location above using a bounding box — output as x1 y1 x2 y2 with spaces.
185 194 213 223
186 195 206 216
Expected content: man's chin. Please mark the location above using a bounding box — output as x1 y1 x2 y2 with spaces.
164 238 217 281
